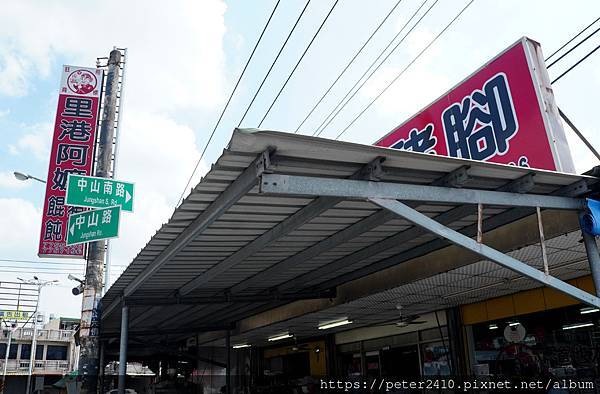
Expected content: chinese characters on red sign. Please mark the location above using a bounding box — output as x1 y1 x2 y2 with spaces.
375 37 574 173
38 66 103 257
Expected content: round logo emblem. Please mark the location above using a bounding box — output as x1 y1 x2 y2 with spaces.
67 69 97 95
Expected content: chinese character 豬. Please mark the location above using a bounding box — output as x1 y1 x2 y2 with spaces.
47 196 65 217
103 180 113 195
102 209 112 224
58 119 92 141
61 97 93 118
441 73 518 161
56 143 88 166
391 124 437 154
115 183 125 197
51 168 86 191
43 220 63 241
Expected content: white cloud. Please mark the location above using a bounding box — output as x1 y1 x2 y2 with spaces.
0 171 31 189
8 122 53 160
0 0 228 111
0 198 40 254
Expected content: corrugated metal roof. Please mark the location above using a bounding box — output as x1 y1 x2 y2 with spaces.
100 129 597 338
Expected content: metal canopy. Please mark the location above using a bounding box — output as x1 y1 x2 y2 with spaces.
100 129 598 342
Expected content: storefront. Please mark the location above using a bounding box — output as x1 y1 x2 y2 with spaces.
335 312 451 378
462 275 599 379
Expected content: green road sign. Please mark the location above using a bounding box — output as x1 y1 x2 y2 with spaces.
65 174 134 212
66 206 121 246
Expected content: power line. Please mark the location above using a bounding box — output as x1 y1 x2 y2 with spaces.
547 26 600 68
551 42 600 84
0 258 127 268
258 0 340 128
237 0 312 128
313 0 435 137
174 0 282 207
294 0 404 133
0 265 85 272
335 0 475 140
546 16 600 62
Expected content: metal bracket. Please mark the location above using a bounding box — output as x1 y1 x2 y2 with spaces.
370 197 600 308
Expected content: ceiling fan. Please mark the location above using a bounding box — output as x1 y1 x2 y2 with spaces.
378 305 427 328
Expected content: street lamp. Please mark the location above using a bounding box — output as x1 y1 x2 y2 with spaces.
13 171 46 184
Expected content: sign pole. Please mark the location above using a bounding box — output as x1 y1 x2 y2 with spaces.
79 49 122 394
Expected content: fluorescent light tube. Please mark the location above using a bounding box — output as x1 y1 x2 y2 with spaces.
318 319 353 330
562 322 593 330
268 333 293 342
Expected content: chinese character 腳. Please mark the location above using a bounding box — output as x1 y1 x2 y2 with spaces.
43 220 63 241
441 73 518 161
47 196 65 217
51 168 86 191
61 97 93 118
102 209 112 224
115 183 125 197
58 119 92 141
56 144 89 166
87 211 98 228
391 124 437 154
90 179 100 193
103 181 113 195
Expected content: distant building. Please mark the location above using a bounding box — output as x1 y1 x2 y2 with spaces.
0 315 79 392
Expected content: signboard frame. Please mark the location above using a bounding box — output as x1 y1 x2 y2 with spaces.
66 205 122 246
375 36 575 174
38 65 104 258
65 174 135 212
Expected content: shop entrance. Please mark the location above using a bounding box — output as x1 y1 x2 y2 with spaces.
381 345 420 377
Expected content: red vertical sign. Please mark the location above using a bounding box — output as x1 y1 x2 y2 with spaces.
38 65 102 258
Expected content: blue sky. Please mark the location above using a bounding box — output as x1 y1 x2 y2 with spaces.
1 0 600 317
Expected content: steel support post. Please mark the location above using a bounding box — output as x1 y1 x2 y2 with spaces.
582 229 600 297
118 304 129 394
370 198 600 308
226 330 231 394
79 49 122 394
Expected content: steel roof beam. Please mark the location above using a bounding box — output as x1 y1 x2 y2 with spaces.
276 173 536 291
230 165 472 294
124 289 336 306
102 149 273 320
370 197 600 308
102 324 234 338
176 157 386 297
312 179 586 290
260 174 584 210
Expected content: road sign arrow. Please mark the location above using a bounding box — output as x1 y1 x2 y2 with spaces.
126 190 132 203
70 224 75 236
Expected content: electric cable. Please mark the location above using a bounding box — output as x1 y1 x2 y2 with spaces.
546 16 600 62
335 0 475 140
258 0 340 127
551 42 600 84
294 0 404 133
174 0 282 207
313 0 435 137
547 26 600 68
237 0 312 128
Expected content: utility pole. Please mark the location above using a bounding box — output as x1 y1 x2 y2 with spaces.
79 49 122 394
0 323 14 394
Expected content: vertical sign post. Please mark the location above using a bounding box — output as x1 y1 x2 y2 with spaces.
38 66 103 257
